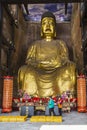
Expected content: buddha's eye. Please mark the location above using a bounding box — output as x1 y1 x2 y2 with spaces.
49 21 54 25
42 21 46 25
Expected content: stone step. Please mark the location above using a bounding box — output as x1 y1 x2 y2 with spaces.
0 115 27 122
30 116 62 122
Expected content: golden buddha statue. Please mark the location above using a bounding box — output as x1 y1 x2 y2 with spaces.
18 11 76 97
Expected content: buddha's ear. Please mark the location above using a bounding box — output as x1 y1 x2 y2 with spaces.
54 31 56 37
41 30 43 37
40 28 43 37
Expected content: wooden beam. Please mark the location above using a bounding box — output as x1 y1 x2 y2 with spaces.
1 0 84 4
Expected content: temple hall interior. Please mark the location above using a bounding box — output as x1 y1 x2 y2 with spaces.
0 0 87 125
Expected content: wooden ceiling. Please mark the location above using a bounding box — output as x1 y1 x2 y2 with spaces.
1 0 84 4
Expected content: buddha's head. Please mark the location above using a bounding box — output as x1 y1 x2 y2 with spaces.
41 11 56 39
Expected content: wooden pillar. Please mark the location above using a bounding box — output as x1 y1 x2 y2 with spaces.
0 2 3 107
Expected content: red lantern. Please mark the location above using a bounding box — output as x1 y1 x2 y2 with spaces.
2 76 13 112
77 75 86 112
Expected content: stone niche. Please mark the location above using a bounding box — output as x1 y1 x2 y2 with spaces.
0 3 84 104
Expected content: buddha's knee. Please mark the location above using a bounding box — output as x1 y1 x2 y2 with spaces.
56 63 76 95
18 65 28 89
23 70 38 95
58 62 76 78
66 62 76 84
57 79 76 95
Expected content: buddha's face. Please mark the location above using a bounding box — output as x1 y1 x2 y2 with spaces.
41 17 56 38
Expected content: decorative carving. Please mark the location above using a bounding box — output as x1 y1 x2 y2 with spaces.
8 4 18 23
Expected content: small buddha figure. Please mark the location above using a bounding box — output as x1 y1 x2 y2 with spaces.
18 11 76 97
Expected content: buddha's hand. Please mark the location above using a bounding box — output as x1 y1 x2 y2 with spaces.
37 59 62 70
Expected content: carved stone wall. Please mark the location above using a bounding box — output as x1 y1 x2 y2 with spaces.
10 7 28 74
0 5 28 106
71 3 83 74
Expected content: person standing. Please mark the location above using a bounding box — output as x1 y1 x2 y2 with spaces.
48 96 55 116
58 97 62 116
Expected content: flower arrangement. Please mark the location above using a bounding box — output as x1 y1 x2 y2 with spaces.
23 92 31 100
60 91 77 112
18 89 31 102
18 89 25 98
61 91 72 100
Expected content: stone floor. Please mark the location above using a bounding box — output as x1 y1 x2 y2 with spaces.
0 110 87 130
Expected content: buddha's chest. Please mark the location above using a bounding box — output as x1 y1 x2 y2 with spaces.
36 43 60 59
